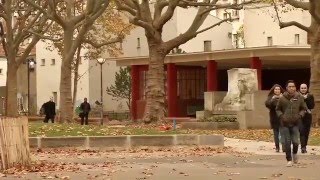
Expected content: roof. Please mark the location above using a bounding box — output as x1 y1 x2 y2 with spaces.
109 46 311 69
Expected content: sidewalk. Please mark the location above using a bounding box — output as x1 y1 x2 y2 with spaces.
225 137 320 155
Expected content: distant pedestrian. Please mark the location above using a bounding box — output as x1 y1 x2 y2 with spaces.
276 80 307 167
265 84 284 152
42 97 56 123
299 83 314 153
80 98 91 125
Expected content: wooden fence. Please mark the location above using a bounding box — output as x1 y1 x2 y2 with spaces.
0 116 30 170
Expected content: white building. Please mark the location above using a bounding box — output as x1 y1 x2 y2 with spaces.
0 2 311 115
35 7 233 113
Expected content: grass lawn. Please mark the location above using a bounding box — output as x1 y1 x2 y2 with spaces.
28 122 320 146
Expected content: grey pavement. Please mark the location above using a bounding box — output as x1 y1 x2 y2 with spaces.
2 138 320 180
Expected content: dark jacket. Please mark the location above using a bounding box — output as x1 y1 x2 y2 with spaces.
276 92 307 127
43 101 56 116
265 95 281 129
301 93 315 123
80 102 91 114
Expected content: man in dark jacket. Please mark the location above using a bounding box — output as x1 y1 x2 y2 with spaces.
43 97 56 123
80 98 91 125
276 80 307 167
299 83 315 153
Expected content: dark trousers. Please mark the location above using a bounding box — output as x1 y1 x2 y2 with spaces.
81 113 89 125
299 116 312 149
273 128 280 149
44 114 55 123
280 126 299 161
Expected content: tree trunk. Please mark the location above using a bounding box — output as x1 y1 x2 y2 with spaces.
59 29 74 123
72 46 81 111
309 20 320 127
143 45 166 123
6 61 18 117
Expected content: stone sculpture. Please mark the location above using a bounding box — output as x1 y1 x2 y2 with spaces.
215 68 258 111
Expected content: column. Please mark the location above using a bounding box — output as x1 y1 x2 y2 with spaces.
207 60 218 91
250 57 262 90
167 63 177 117
131 65 140 120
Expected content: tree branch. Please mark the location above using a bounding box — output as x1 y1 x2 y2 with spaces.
28 30 63 41
272 0 310 32
153 0 180 30
196 18 232 35
83 37 122 48
115 0 137 16
279 21 311 32
285 0 310 10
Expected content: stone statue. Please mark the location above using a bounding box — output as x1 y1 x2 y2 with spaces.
215 68 258 111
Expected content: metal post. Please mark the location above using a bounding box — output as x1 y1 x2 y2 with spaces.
100 63 103 125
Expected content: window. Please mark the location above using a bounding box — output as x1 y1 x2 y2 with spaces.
51 59 55 65
177 68 206 100
223 13 229 19
204 40 212 52
137 38 141 48
233 34 239 48
267 36 273 46
41 59 45 66
295 34 300 45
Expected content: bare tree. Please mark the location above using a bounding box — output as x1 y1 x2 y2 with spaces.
24 0 125 123
0 0 50 117
115 0 259 123
271 0 320 125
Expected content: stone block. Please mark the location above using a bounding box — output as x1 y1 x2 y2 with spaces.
89 136 128 148
176 135 198 145
198 135 224 146
29 137 39 148
41 137 86 148
130 135 174 147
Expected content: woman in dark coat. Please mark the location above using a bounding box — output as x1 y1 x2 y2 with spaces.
265 84 285 152
299 83 315 153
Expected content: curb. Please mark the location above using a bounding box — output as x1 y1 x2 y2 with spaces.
29 134 224 149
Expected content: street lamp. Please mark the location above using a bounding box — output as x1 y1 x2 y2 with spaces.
27 58 36 115
97 58 106 125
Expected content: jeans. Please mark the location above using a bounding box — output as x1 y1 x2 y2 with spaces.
81 113 89 125
299 117 312 149
280 126 300 161
273 128 280 149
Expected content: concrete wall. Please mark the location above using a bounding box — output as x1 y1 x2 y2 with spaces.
243 5 310 47
0 58 7 87
36 41 90 111
176 8 233 51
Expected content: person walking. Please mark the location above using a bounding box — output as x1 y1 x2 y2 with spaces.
80 98 91 125
276 80 307 167
265 84 285 152
299 83 315 153
43 97 56 123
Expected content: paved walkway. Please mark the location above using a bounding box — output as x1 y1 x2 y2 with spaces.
225 138 320 155
2 138 320 180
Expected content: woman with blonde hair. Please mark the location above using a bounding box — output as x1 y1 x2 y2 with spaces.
265 84 285 152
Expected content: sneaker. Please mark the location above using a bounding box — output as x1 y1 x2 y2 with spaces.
286 161 293 167
293 154 298 164
301 147 307 154
276 147 280 153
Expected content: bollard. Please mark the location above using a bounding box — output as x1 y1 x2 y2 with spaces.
173 119 176 130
